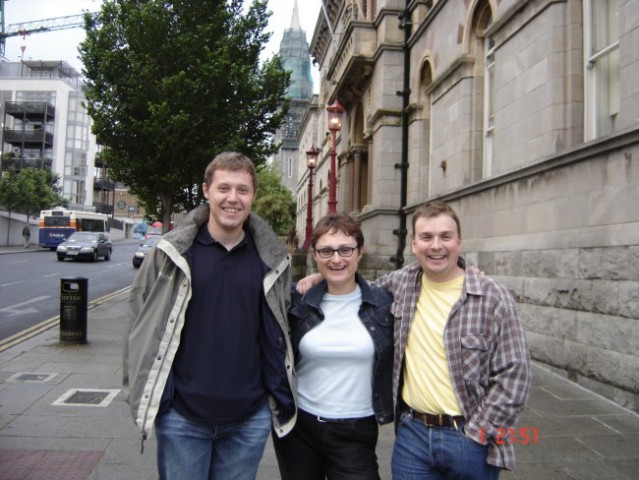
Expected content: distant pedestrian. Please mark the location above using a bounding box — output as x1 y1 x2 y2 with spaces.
22 224 30 248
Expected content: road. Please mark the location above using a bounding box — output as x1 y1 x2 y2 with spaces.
0 242 140 343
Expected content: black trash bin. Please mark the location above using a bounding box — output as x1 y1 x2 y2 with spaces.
60 277 88 344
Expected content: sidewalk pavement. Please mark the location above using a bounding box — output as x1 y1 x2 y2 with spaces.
1 286 638 478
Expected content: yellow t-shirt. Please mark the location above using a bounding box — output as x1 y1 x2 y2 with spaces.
401 273 464 415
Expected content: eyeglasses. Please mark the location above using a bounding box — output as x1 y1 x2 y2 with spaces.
314 246 358 259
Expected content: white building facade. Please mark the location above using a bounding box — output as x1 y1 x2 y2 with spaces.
0 61 98 210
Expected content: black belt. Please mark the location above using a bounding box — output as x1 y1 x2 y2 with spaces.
404 407 464 428
300 409 373 424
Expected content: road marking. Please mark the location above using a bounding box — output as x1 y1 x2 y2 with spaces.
0 287 132 353
0 296 51 315
0 281 23 287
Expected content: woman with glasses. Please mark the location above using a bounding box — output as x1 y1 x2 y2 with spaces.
273 213 394 480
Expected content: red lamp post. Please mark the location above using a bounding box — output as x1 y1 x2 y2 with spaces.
326 99 345 214
302 145 319 249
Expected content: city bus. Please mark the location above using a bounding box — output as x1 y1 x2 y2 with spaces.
38 209 109 249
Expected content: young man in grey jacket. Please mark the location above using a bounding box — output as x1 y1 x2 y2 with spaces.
123 151 297 479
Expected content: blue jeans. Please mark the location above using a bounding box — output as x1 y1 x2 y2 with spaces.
155 403 271 480
391 412 500 480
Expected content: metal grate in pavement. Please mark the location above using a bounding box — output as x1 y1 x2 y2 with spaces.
7 372 57 383
52 388 120 407
0 449 102 480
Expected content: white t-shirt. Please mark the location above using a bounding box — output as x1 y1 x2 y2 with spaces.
297 286 375 418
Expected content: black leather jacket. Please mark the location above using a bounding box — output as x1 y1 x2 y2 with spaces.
289 273 394 424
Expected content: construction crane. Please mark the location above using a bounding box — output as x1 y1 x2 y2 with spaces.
0 0 98 59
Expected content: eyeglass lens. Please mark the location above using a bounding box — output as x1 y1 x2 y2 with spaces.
315 246 357 258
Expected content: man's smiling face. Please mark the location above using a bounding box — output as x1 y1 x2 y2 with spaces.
202 169 255 237
411 213 463 283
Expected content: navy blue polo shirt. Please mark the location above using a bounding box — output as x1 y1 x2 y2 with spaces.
171 223 268 426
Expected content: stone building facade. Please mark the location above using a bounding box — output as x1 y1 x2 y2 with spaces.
296 0 638 412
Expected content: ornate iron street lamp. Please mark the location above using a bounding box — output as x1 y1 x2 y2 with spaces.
302 145 319 249
326 99 345 214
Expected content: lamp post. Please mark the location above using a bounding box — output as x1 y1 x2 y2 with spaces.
326 99 345 214
302 146 319 249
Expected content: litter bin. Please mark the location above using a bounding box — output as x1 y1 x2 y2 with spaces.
60 277 88 344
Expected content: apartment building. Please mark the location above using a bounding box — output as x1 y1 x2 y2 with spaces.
296 0 638 412
0 60 103 211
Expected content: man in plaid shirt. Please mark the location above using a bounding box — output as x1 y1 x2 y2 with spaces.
374 201 532 478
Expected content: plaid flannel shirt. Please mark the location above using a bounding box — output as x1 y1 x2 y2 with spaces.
374 257 532 470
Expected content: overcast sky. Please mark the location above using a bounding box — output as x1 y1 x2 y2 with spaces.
3 0 321 89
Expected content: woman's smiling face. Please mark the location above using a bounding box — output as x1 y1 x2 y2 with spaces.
312 229 362 295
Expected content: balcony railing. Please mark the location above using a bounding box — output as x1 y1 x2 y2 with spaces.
3 129 54 146
4 101 56 120
94 177 116 191
0 157 52 171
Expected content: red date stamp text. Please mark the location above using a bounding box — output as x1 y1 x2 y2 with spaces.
479 427 539 445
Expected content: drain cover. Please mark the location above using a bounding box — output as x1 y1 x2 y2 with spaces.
52 389 120 407
66 390 109 405
7 372 57 383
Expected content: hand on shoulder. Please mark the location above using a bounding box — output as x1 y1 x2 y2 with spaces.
295 273 322 294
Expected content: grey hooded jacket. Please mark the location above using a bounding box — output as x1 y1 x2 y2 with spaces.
122 205 297 441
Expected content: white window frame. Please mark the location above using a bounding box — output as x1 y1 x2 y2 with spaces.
584 0 620 139
483 37 495 178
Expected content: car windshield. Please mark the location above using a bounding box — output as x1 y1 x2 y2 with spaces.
68 232 100 243
142 237 161 247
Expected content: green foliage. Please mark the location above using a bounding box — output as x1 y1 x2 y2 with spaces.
254 163 295 235
0 167 67 217
80 0 291 226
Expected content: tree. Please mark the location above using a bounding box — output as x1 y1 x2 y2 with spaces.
80 0 291 228
0 167 67 245
253 163 295 235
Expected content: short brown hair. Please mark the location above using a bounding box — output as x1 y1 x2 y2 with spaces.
203 151 257 192
411 201 462 238
311 213 364 249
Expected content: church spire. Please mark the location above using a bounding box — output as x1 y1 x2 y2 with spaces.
278 0 313 100
290 0 301 31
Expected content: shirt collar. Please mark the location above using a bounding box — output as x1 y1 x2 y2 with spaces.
195 223 252 251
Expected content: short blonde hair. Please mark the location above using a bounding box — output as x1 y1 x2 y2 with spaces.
203 151 257 192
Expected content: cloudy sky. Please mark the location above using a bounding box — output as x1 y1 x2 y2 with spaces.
3 0 321 87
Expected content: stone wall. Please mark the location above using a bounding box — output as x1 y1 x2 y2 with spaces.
482 247 639 412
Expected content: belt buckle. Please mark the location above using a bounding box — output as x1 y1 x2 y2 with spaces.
452 417 460 431
316 415 327 423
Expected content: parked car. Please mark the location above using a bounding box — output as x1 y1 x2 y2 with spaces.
132 235 161 268
56 232 112 262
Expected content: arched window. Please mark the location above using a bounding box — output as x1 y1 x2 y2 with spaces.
419 60 434 196
468 0 493 179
